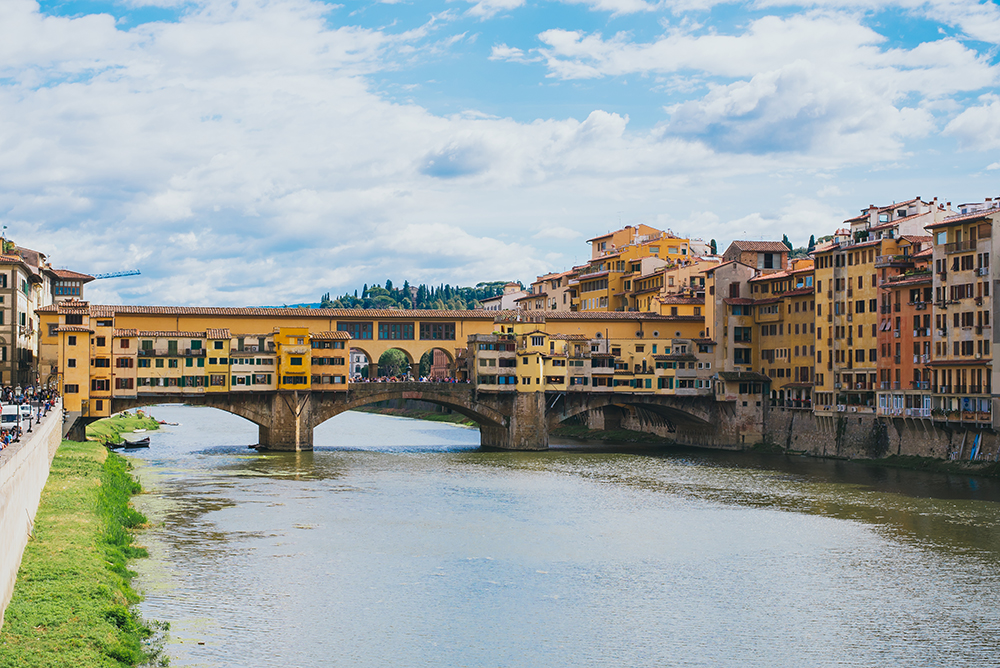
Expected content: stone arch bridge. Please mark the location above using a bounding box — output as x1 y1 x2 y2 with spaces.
94 384 750 450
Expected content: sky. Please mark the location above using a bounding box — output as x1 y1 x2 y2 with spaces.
3 0 1000 306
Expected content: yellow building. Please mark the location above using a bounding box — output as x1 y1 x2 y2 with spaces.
748 260 816 408
574 225 692 312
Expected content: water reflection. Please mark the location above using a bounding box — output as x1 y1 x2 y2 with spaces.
128 405 1000 668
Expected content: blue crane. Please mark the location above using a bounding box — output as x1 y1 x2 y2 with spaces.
92 269 141 280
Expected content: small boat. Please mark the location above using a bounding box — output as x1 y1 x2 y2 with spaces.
158 421 179 426
133 428 147 433
122 437 150 448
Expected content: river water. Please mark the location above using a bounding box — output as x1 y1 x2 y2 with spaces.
128 405 1000 667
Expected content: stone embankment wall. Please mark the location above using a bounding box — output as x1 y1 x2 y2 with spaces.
582 401 996 461
762 407 997 460
0 404 62 628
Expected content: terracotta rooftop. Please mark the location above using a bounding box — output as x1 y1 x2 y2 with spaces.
53 269 96 282
54 325 94 333
726 241 790 253
925 209 999 229
311 331 352 340
206 328 231 340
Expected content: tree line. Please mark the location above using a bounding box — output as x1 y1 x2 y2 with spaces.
320 280 514 310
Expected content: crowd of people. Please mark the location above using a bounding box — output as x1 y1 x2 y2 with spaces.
352 375 470 383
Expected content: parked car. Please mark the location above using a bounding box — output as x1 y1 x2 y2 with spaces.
1 405 19 431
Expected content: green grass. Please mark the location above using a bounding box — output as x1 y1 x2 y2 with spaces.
0 441 165 667
86 413 160 445
354 406 477 427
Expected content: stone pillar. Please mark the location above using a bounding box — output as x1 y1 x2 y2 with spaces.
259 391 314 451
480 392 548 450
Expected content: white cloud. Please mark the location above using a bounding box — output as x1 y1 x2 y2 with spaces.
466 0 524 19
943 95 1000 150
533 226 581 240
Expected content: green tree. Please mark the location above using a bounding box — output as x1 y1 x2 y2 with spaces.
378 349 409 377
808 234 816 251
782 234 793 250
709 239 717 255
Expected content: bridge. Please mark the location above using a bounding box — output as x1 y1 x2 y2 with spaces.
89 383 749 450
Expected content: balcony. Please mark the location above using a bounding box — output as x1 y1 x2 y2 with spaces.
185 348 206 356
911 381 930 390
944 239 976 254
875 254 913 268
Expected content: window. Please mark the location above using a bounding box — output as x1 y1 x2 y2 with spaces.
214 340 224 349
734 327 752 343
68 335 77 345
115 378 134 390
95 336 106 347
120 339 130 349
191 340 202 350
734 348 752 364
138 358 150 368
378 323 414 340
65 314 83 325
168 359 178 368
92 358 110 368
531 336 544 346
91 379 110 392
290 357 303 365
210 374 227 386
338 322 373 339
67 359 76 368
64 384 79 393
155 359 164 368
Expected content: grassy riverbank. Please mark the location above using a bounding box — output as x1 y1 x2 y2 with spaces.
86 412 160 445
354 406 477 427
0 440 163 667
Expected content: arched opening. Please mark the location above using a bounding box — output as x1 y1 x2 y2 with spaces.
350 348 372 379
418 347 455 380
376 348 414 380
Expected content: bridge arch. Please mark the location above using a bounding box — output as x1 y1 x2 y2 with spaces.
550 393 716 431
311 384 509 431
110 393 273 430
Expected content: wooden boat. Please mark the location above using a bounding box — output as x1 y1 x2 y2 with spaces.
122 437 150 448
133 428 147 433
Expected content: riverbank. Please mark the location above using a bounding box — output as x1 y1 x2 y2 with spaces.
86 412 160 445
354 405 476 427
0 440 162 667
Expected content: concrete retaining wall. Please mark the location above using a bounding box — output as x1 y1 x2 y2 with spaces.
0 404 62 629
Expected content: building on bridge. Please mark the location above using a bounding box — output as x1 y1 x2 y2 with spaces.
39 301 700 418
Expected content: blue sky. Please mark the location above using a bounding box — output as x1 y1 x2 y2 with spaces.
3 0 1000 305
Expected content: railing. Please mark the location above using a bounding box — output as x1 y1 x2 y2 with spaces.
185 348 206 356
944 240 975 254
911 380 930 389
875 254 912 267
905 407 931 418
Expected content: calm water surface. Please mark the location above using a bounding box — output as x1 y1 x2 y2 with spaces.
127 405 1000 667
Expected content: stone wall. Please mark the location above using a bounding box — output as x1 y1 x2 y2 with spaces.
763 407 998 460
0 403 62 628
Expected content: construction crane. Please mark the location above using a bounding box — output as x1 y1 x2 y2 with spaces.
92 270 141 280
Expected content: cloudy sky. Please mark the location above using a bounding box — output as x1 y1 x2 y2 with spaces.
3 0 1000 306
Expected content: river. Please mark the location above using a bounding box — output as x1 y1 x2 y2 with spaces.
127 405 1000 667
